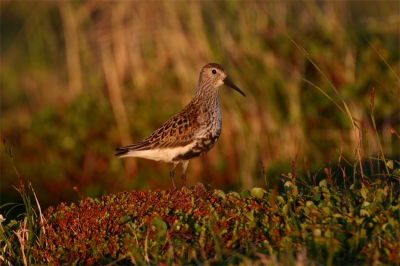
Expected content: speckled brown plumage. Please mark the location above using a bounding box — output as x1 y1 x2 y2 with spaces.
115 63 245 189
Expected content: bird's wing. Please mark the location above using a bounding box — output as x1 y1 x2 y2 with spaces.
116 103 200 153
144 104 200 149
116 139 152 151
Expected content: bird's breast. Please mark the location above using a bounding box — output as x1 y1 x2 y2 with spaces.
172 129 221 162
171 98 222 162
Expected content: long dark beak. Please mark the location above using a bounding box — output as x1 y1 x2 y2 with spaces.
223 77 246 97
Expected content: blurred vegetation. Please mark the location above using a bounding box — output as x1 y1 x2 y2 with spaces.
1 0 399 211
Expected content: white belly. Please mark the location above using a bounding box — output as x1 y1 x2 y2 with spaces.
117 142 198 163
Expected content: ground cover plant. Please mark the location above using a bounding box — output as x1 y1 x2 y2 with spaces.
1 152 399 265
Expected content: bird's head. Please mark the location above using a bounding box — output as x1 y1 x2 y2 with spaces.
198 63 246 97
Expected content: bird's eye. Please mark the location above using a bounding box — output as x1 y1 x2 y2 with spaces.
212 69 217 74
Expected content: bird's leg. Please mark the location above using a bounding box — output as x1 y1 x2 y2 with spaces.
181 173 188 189
181 161 189 189
170 163 178 189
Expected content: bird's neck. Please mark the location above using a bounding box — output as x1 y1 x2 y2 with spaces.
192 84 222 127
193 83 219 105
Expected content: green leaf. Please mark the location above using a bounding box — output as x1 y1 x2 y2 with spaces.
245 211 254 221
229 191 241 198
347 236 358 250
216 190 226 199
321 187 330 194
277 196 286 204
375 190 385 203
240 190 250 198
382 223 393 231
250 187 265 199
313 228 322 237
360 209 370 217
322 206 331 215
359 228 367 239
386 160 394 170
282 204 289 215
361 187 368 200
302 206 310 215
333 213 343 218
324 230 334 238
152 217 167 231
306 201 315 207
393 168 400 176
355 217 365 225
319 179 328 188
284 181 294 190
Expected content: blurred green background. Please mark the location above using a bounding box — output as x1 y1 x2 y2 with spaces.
1 1 399 210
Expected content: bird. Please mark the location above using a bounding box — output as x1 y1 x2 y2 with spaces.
115 63 245 189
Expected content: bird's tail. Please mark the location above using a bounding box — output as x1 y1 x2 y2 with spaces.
115 147 130 157
115 140 151 157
